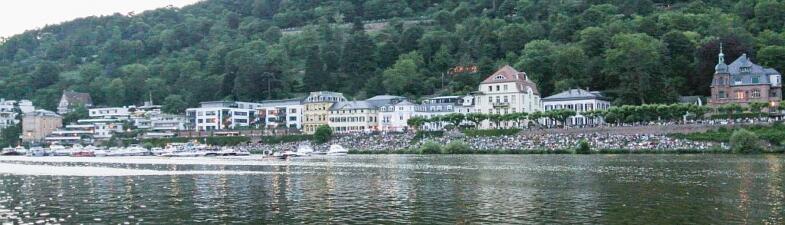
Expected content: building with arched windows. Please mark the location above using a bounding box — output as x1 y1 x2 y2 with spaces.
709 47 782 109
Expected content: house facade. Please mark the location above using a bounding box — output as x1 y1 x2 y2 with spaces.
21 110 62 143
57 91 93 114
254 98 304 129
303 91 346 134
328 101 379 133
185 102 256 131
473 65 542 128
709 48 782 108
378 100 417 132
542 89 611 127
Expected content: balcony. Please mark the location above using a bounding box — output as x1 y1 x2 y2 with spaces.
492 102 510 108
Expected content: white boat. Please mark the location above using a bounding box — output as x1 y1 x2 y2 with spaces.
94 148 108 157
50 144 72 156
26 147 46 157
326 144 348 156
150 147 166 156
1 146 25 156
218 147 250 156
107 145 149 157
296 144 314 157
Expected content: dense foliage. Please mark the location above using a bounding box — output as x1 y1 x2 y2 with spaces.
729 128 763 154
313 124 333 143
671 123 785 148
2 0 785 111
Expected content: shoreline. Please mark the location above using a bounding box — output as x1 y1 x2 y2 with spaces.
347 148 785 155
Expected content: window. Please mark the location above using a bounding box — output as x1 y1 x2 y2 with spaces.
494 75 505 80
503 85 508 91
736 90 746 99
741 67 751 73
503 96 508 103
289 116 297 121
752 76 760 83
752 89 761 98
718 91 726 99
496 85 500 91
488 86 492 92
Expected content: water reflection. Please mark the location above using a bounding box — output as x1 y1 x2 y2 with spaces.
0 155 782 224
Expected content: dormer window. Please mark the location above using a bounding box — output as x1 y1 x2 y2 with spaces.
494 75 505 80
741 67 751 73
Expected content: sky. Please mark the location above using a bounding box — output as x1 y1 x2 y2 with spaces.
0 0 203 38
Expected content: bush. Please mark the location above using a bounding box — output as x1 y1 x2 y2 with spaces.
730 129 763 154
419 141 442 154
313 125 333 144
575 139 591 154
442 141 471 154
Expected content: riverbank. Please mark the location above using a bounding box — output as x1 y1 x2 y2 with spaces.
347 148 785 155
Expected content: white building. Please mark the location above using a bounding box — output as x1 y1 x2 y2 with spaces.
76 118 125 139
378 100 417 132
0 99 35 130
89 107 130 118
542 88 611 127
473 65 542 128
186 101 256 131
253 98 304 129
414 96 460 131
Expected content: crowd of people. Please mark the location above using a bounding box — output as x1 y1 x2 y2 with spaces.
249 129 725 153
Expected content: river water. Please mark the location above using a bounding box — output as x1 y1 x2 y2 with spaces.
0 154 782 224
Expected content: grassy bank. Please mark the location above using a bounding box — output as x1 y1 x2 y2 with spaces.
670 123 785 144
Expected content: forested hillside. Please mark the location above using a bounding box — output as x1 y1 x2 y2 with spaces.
1 0 785 112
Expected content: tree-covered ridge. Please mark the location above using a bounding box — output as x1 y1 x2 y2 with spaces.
1 0 785 112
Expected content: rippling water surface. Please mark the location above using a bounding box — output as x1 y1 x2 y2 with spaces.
0 154 783 224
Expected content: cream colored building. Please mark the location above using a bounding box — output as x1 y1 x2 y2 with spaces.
22 110 62 143
474 65 543 128
303 91 346 134
328 101 379 133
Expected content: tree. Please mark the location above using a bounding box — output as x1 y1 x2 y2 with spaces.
465 113 487 129
62 104 88 125
406 117 426 130
730 129 762 154
163 95 188 114
0 123 21 147
604 33 669 104
575 139 591 154
313 125 333 144
758 46 785 73
438 113 462 129
382 52 425 95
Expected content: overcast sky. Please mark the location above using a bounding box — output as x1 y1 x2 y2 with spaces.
0 0 202 38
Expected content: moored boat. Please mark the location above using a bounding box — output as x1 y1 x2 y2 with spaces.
26 147 46 157
296 144 314 157
326 144 348 156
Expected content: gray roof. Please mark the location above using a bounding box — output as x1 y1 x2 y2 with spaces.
720 54 781 85
257 98 304 107
542 89 608 101
330 101 374 111
26 109 60 117
366 95 407 108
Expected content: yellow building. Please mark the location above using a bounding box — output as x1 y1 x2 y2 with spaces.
302 91 346 134
22 110 62 143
